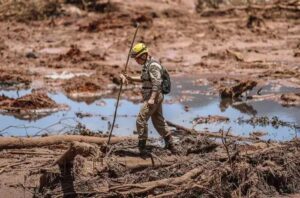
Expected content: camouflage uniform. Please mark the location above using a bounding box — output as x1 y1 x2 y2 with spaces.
136 58 171 140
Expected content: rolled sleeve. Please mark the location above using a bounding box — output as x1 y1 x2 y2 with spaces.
149 63 162 91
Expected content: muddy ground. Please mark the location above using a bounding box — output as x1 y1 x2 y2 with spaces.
0 0 300 197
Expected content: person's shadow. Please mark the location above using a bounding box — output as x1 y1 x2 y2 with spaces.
37 163 77 198
59 163 77 198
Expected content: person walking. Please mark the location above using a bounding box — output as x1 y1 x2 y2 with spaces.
119 43 177 154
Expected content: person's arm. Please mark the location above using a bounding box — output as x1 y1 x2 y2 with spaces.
119 74 142 84
127 75 142 82
148 63 162 105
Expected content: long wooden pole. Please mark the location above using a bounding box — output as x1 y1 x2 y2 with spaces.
107 24 140 146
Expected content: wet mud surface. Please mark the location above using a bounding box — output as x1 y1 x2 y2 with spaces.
0 0 300 197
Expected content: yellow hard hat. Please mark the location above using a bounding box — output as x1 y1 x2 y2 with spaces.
130 43 148 58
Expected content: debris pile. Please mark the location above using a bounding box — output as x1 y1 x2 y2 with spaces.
62 75 107 98
280 93 300 106
1 125 299 197
0 68 31 88
0 0 62 21
193 115 230 126
237 116 299 129
65 0 118 13
0 92 67 119
219 80 257 98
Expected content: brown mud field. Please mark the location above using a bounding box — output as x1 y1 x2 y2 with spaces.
0 0 300 197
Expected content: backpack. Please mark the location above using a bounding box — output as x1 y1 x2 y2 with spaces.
148 60 171 94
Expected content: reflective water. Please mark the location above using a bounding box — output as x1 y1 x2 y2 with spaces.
0 76 299 141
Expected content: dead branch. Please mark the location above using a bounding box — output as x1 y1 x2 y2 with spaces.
7 150 62 155
221 128 233 168
166 120 197 135
109 166 205 195
0 160 30 174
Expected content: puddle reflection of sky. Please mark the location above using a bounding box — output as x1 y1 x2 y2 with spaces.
0 77 299 141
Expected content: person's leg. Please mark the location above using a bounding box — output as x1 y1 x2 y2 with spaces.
136 101 159 152
151 102 171 138
151 94 177 153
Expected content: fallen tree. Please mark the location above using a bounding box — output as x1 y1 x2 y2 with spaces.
166 120 269 143
0 135 137 150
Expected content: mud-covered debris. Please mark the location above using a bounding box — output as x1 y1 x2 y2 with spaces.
63 76 105 94
161 8 184 18
78 13 131 32
75 112 93 118
0 92 59 110
202 49 244 61
226 49 244 61
56 44 82 62
25 51 38 59
65 0 118 13
54 141 100 166
247 15 267 29
0 68 31 88
0 94 9 101
250 131 268 138
25 132 300 198
0 39 8 52
280 93 300 106
259 69 299 79
193 115 229 125
69 122 105 137
0 0 62 21
65 44 81 57
12 93 58 109
219 80 257 98
196 0 221 13
132 13 155 28
0 92 67 120
237 116 299 129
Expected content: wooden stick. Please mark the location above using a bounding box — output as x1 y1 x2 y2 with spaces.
107 23 140 146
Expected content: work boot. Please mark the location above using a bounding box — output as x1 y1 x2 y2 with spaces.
164 135 178 154
138 139 147 155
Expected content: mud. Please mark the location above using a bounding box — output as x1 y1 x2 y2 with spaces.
0 0 298 99
0 0 299 197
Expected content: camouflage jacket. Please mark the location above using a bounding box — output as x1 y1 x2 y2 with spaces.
140 57 162 101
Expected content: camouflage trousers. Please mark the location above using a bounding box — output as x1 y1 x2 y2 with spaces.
136 93 171 140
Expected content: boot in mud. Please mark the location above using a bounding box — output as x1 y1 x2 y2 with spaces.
164 135 178 154
138 139 149 156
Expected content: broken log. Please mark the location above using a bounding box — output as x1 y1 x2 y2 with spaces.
54 141 99 166
166 121 197 135
0 135 138 150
